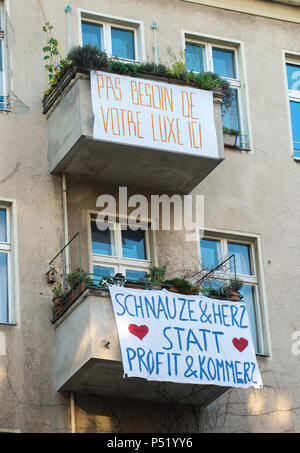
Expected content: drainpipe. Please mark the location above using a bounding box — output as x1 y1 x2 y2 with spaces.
70 391 76 433
151 22 159 64
62 174 70 274
62 177 75 433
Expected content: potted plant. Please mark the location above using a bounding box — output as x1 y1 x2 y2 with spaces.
51 283 63 305
164 278 193 295
146 265 167 289
228 278 243 301
66 270 93 303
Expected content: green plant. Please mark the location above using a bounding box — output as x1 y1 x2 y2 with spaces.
202 279 243 300
66 270 94 289
229 277 243 292
43 44 233 111
164 277 193 294
67 44 108 71
51 283 63 298
167 60 188 80
42 22 72 94
223 126 241 136
146 265 167 283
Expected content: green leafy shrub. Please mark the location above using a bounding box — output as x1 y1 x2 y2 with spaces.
66 270 94 289
51 283 63 298
44 44 233 109
146 265 167 282
164 278 193 294
67 44 108 71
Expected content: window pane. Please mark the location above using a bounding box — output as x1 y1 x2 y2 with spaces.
185 42 205 72
200 239 222 269
93 265 115 285
91 221 116 256
82 22 103 49
240 284 259 353
0 252 8 323
126 269 147 280
212 48 236 79
121 228 146 259
202 279 224 290
0 209 7 242
289 101 300 151
228 243 252 275
111 27 135 60
286 63 300 91
222 88 240 131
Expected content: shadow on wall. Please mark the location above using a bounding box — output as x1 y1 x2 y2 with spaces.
74 394 203 433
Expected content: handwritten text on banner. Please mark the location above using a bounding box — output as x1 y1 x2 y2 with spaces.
108 285 263 389
91 70 219 157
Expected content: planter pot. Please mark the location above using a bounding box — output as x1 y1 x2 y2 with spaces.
229 290 241 301
167 286 180 293
151 284 162 290
125 281 144 290
223 132 240 148
52 296 62 306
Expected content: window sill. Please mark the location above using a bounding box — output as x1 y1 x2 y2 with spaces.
256 352 270 358
223 132 252 152
224 143 252 152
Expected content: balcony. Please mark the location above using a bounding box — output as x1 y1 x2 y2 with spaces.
44 68 224 194
54 286 228 406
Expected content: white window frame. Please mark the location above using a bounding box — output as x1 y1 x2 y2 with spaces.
78 9 146 63
283 51 300 160
0 200 17 325
88 211 155 280
198 228 270 356
182 30 252 150
0 1 8 110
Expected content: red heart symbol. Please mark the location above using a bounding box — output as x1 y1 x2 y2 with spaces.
128 324 149 340
232 337 248 352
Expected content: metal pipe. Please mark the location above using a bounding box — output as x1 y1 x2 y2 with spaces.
62 174 70 275
70 391 76 433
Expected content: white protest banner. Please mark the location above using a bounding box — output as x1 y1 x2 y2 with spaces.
90 70 219 158
108 285 263 389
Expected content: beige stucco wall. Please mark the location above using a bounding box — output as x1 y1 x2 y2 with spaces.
0 0 299 432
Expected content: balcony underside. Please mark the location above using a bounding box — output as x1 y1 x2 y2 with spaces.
59 356 228 406
52 135 223 194
55 289 228 406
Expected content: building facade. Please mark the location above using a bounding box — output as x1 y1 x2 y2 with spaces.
0 0 299 433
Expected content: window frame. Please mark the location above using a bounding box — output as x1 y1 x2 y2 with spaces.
182 30 252 150
88 211 154 280
0 1 8 110
284 54 300 160
198 229 270 356
78 9 145 63
0 203 16 325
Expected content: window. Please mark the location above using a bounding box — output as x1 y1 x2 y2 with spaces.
0 206 12 323
0 2 7 110
200 234 266 354
80 10 145 62
184 34 249 148
286 60 300 160
89 214 151 282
